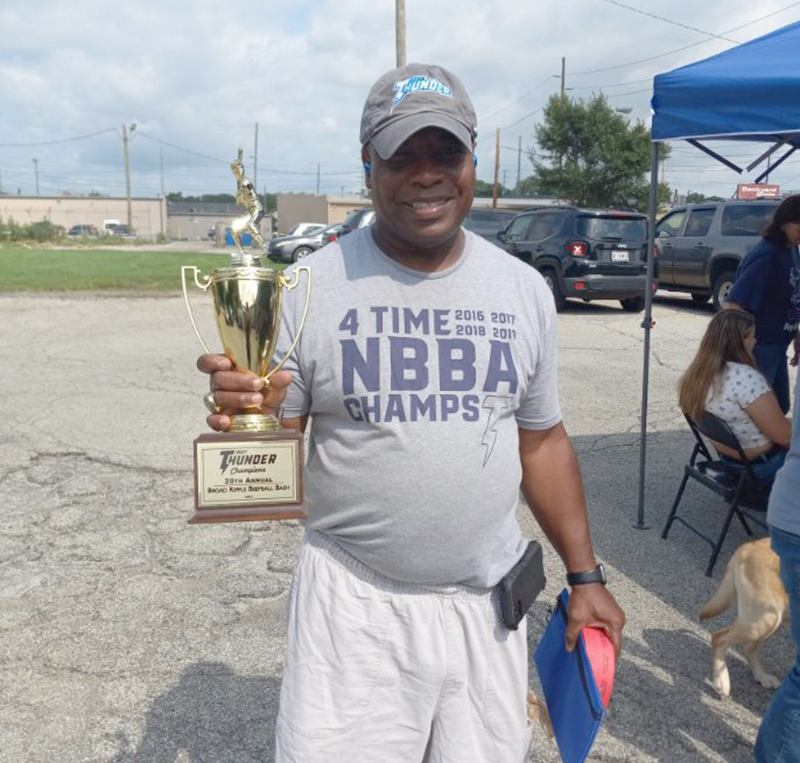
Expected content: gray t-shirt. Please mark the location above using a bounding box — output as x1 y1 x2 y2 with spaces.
277 227 562 587
768 372 800 535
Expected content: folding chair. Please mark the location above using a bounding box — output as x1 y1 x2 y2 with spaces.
661 412 770 576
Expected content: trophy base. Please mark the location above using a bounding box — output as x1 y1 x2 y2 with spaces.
228 409 280 433
190 430 306 524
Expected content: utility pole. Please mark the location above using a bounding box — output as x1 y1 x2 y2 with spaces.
396 0 406 67
517 135 522 189
122 123 134 228
32 158 39 195
253 122 259 191
560 57 566 98
492 128 501 208
316 163 321 194
159 148 165 197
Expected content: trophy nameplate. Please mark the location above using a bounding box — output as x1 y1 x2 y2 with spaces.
190 432 305 523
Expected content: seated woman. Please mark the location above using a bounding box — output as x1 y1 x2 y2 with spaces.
678 309 792 483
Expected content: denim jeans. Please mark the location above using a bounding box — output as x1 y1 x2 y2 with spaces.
754 526 800 762
719 448 788 485
753 343 791 414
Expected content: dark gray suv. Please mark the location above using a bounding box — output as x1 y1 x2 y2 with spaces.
496 206 650 311
655 199 780 310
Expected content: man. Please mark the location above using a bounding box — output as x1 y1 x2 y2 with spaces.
199 63 624 761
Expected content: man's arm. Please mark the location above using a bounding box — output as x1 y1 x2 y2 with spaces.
519 423 625 654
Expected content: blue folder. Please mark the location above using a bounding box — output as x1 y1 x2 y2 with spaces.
533 589 605 763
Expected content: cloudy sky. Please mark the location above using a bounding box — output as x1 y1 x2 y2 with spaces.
1 0 799 201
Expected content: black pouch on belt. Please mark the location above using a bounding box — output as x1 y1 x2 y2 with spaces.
498 541 546 630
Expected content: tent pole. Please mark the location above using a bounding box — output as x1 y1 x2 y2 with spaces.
636 141 660 529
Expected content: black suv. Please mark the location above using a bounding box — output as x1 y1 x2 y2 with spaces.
496 206 650 311
655 199 780 310
463 208 518 242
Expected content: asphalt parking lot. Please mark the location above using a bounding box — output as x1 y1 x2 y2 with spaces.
0 288 794 762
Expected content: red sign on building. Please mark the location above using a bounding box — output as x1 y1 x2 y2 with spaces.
737 184 781 199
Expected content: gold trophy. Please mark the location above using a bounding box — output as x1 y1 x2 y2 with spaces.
181 149 311 524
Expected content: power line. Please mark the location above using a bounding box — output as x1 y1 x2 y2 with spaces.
481 76 554 123
0 127 117 148
568 77 652 91
136 132 229 165
481 4 800 143
500 107 545 131
598 0 739 43
136 131 362 177
571 2 800 75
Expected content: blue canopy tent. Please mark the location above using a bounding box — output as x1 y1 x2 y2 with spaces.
637 20 800 526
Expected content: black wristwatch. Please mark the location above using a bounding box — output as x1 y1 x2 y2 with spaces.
567 563 607 586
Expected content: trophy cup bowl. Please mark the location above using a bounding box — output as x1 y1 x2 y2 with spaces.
186 264 307 433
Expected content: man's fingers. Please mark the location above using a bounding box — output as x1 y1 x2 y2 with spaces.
211 370 264 392
266 370 293 391
564 622 580 653
211 390 264 410
261 371 292 412
197 353 233 374
199 362 293 431
206 413 231 432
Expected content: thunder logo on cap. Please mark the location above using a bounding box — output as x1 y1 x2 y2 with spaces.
391 76 453 112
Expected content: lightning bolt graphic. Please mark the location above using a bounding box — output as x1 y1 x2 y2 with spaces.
481 396 512 467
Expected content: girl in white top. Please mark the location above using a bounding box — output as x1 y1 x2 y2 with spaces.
678 309 792 482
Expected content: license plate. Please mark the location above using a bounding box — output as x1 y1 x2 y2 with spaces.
611 250 629 262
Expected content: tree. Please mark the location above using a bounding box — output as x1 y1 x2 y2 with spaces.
165 191 276 213
474 179 509 198
513 175 544 197
525 93 670 211
686 191 725 203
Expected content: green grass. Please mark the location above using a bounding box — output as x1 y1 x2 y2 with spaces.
0 247 287 292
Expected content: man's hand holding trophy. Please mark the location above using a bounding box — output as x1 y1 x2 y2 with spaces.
181 150 311 524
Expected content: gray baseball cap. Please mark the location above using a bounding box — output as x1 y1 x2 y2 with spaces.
360 63 477 160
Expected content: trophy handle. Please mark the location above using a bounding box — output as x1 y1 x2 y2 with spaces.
264 265 312 382
181 265 213 354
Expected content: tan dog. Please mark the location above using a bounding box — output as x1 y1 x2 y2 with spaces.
527 691 554 740
700 537 788 697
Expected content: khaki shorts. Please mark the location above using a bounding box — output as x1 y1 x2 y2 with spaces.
275 530 532 762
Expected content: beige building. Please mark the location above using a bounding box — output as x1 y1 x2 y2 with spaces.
276 193 372 234
0 195 167 238
276 192 557 234
167 201 275 242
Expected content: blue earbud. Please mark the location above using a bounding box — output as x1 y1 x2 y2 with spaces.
363 161 371 176
473 155 478 167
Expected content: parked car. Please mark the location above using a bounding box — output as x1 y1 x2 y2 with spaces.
654 199 780 310
285 222 326 237
462 208 518 242
496 206 650 312
267 222 343 263
322 208 376 245
66 224 99 238
108 223 135 238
